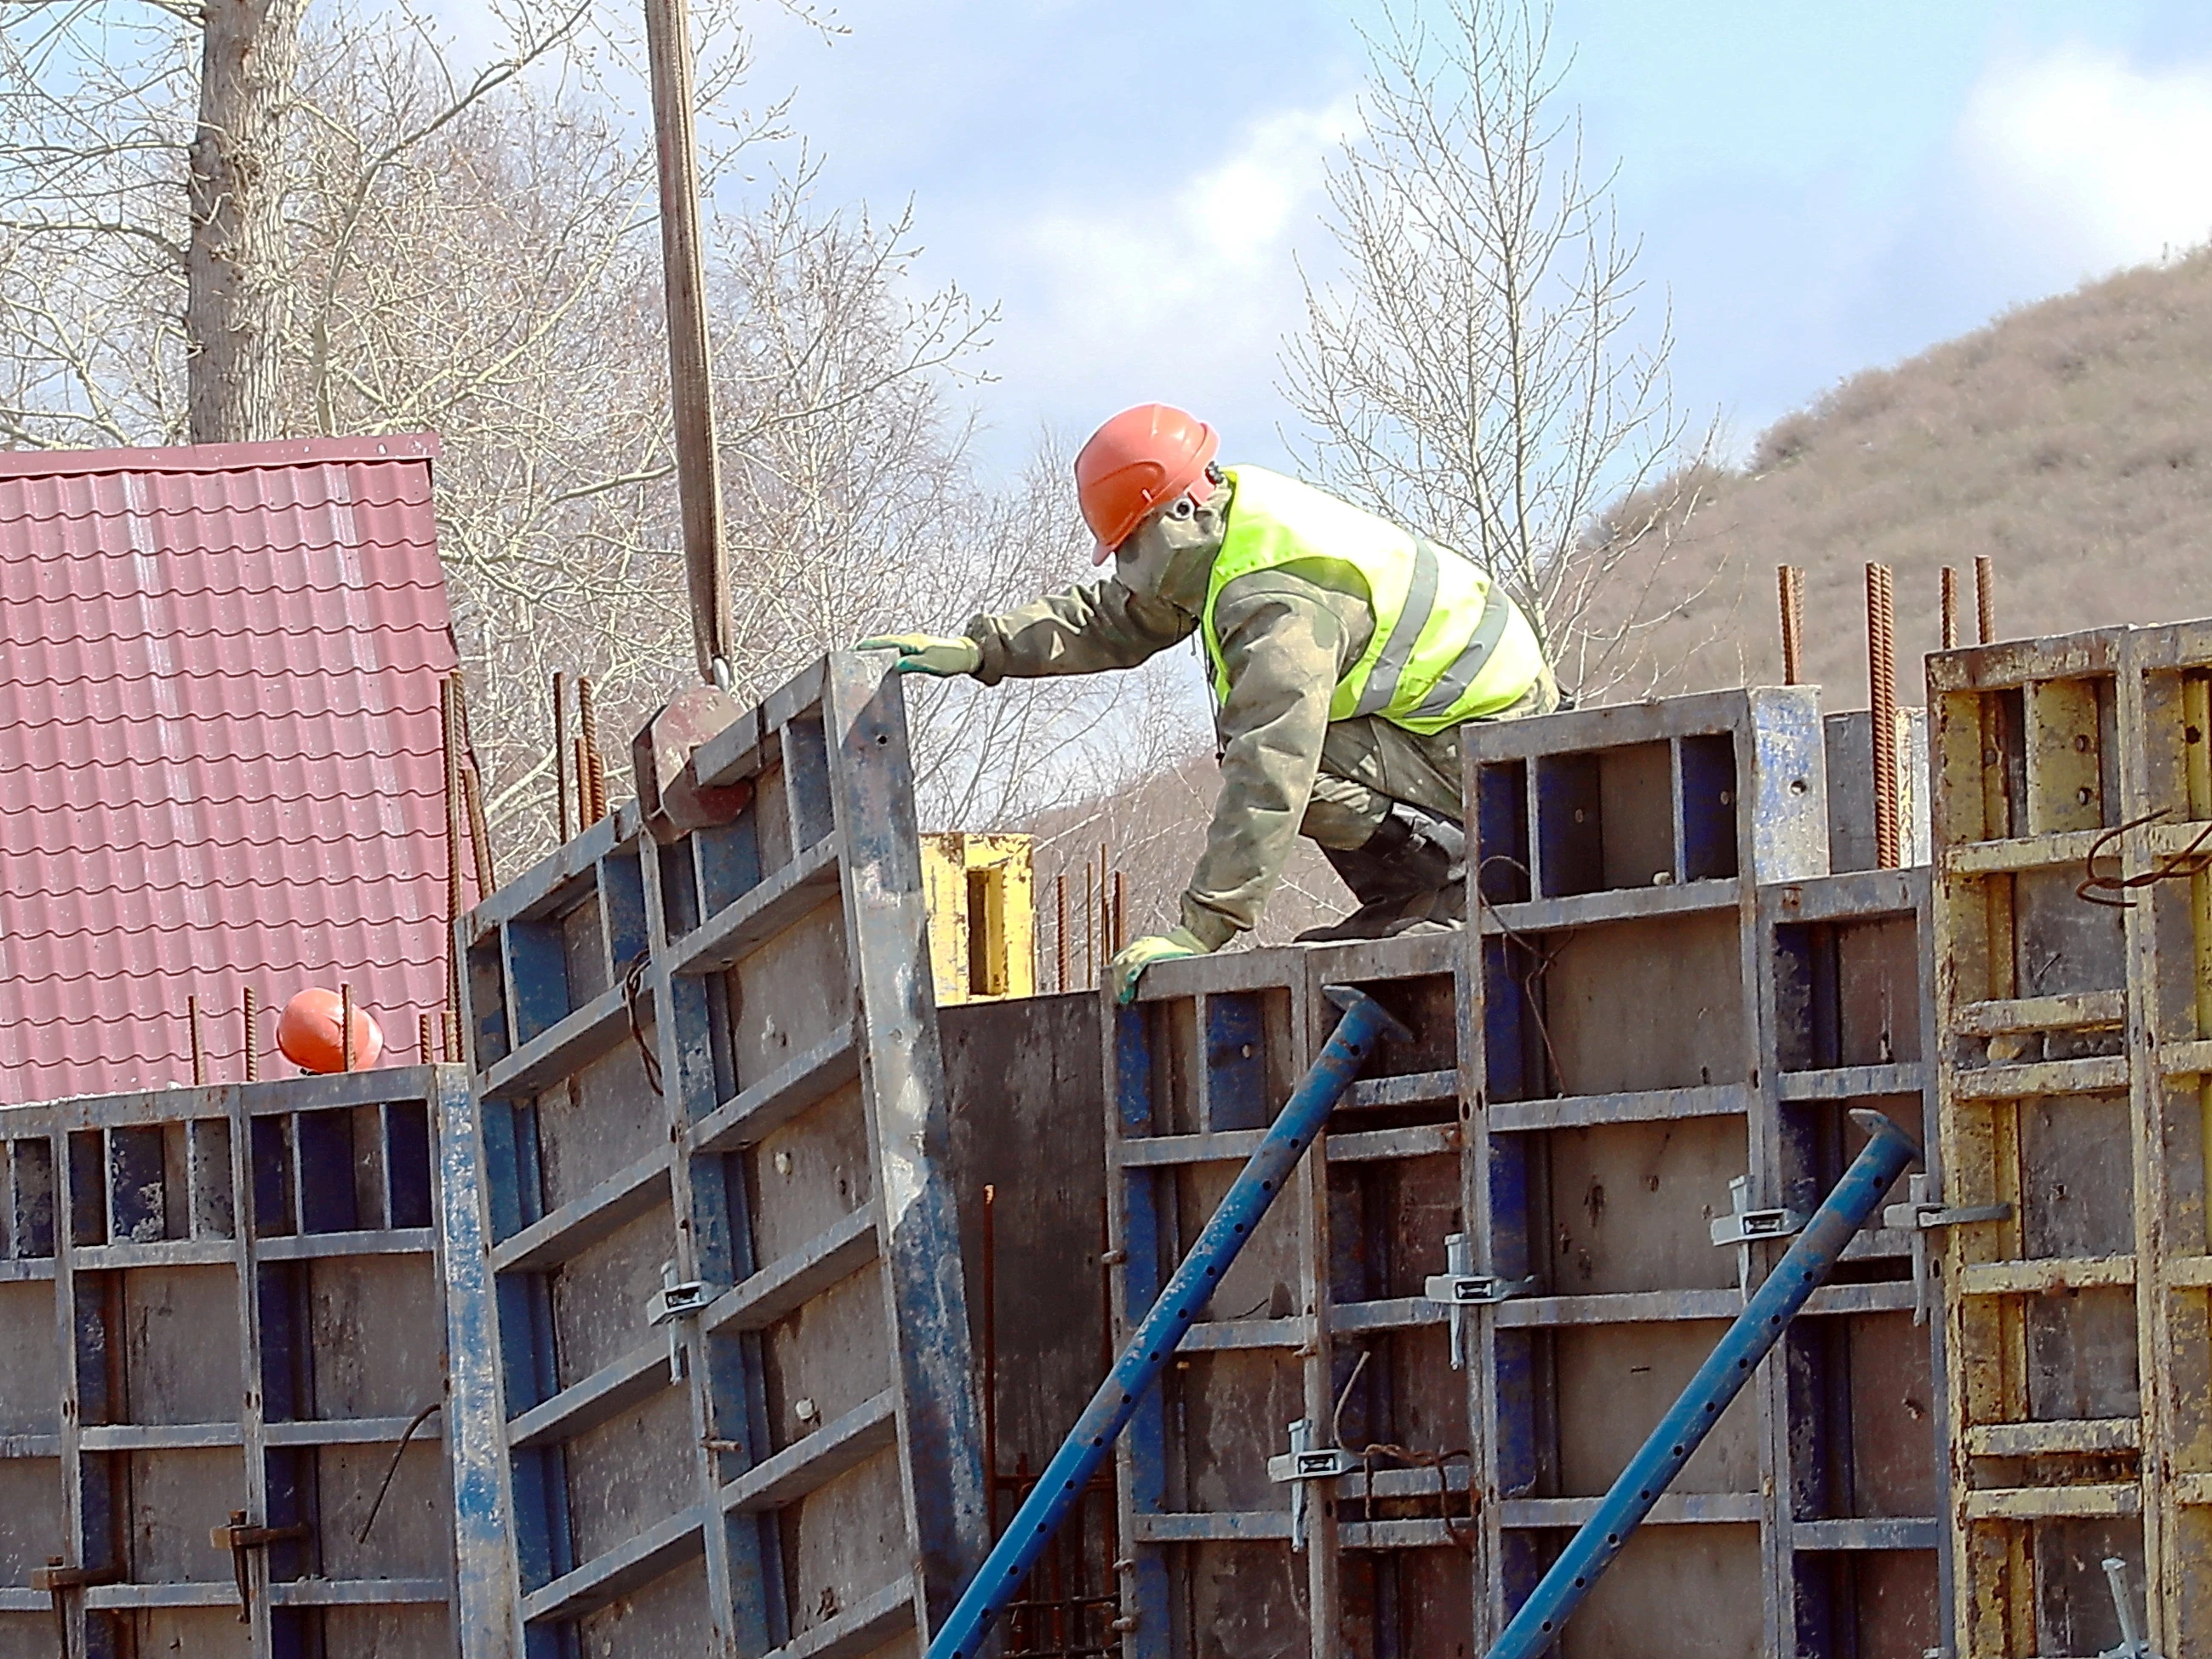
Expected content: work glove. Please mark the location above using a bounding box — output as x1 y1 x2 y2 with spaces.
855 633 983 678
1106 927 1211 1006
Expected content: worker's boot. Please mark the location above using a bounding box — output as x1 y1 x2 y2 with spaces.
1297 806 1466 942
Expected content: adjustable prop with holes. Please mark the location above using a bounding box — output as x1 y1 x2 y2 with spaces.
1482 1107 1921 1659
924 986 1409 1659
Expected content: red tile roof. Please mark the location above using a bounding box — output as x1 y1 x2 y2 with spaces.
0 434 469 1103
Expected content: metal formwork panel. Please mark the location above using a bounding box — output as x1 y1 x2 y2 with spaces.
0 1067 467 1657
1105 930 1472 1659
1760 867 1946 1659
454 655 988 1657
1461 687 1873 1659
1929 622 2212 1657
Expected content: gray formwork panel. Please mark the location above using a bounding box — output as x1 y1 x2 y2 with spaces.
940 991 1115 1659
1462 687 1946 1659
0 1066 469 1658
1928 621 2212 1657
452 655 988 1658
1106 928 1478 1659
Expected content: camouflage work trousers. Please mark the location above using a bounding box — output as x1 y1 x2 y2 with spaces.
1299 662 1559 850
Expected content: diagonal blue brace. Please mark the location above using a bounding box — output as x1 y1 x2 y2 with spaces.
926 985 1409 1659
1483 1107 1922 1659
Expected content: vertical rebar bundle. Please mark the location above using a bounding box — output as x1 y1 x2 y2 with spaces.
1975 553 1997 644
1866 562 1900 869
1777 564 1805 685
1941 566 1959 650
442 676 463 1037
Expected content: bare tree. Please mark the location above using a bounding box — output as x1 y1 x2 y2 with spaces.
1283 0 1708 697
188 0 308 441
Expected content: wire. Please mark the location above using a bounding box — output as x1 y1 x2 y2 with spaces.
2075 808 2212 908
357 1396 444 1545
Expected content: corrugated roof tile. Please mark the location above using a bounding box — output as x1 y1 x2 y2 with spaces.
0 435 469 1103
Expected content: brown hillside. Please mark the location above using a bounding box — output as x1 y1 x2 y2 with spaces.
1607 248 2212 702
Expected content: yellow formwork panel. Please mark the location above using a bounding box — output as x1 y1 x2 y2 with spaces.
1929 621 2212 1658
921 832 1037 1004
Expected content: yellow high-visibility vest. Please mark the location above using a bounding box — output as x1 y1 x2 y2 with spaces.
1200 466 1545 734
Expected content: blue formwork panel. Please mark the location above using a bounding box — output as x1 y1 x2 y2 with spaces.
449 655 988 1658
1460 687 1946 1659
0 1065 472 1657
1106 929 1477 1659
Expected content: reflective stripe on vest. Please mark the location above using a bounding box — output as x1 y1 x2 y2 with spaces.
1201 466 1543 734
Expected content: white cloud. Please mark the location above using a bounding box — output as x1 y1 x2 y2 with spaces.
1958 46 2212 277
986 98 1361 455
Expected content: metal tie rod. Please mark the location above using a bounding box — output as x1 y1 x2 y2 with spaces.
1483 1107 1921 1659
925 986 1410 1659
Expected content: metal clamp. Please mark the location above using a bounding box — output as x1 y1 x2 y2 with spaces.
1711 1176 1805 1294
1264 1419 1351 1552
649 1260 710 1382
2098 1554 2158 1659
1883 1174 2011 1324
209 1512 310 1625
1421 1233 1532 1370
31 1558 120 1659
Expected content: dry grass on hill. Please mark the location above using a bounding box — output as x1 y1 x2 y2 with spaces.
1596 248 2212 703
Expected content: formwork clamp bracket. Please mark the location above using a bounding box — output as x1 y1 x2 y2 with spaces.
1883 1173 2012 1324
1266 1419 1355 1552
1422 1232 1532 1369
649 1261 710 1382
1710 1176 1807 1295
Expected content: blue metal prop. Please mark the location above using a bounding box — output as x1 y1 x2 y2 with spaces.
925 985 1409 1659
1483 1107 1921 1659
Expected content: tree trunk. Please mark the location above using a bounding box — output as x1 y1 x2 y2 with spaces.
186 0 306 445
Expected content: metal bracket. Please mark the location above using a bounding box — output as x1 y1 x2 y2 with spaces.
31 1558 121 1659
1421 1233 1532 1370
649 1260 710 1382
1264 1419 1347 1552
209 1512 310 1625
1883 1174 2011 1324
1710 1176 1804 1292
2097 1553 2159 1659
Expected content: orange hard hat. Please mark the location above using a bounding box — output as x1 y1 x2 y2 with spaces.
1075 403 1220 564
276 988 385 1074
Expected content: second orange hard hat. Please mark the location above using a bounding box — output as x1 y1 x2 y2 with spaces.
1075 403 1219 563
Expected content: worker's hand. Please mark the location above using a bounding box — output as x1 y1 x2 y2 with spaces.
855 633 983 678
1107 927 1211 1006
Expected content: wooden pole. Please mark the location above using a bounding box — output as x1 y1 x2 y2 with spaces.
644 0 731 684
552 671 570 842
242 987 258 1083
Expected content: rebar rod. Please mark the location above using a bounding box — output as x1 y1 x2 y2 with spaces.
1975 553 1997 644
1777 564 1804 685
1941 566 1959 651
243 987 258 1083
552 671 569 842
1867 562 1900 869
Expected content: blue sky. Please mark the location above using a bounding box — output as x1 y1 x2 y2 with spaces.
709 0 2212 483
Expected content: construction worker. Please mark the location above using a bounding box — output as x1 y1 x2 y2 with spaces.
860 403 1557 1004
